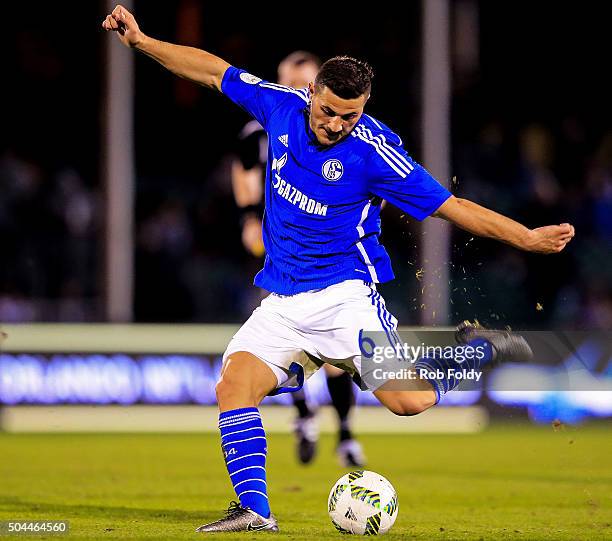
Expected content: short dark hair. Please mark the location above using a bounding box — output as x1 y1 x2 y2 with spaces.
315 56 374 99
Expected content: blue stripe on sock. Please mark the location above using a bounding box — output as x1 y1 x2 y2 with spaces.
219 407 270 518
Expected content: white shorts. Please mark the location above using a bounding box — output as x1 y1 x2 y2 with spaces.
222 280 399 394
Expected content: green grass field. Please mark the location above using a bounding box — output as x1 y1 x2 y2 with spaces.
0 423 611 540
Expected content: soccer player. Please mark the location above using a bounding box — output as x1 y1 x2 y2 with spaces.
103 6 576 533
233 50 366 467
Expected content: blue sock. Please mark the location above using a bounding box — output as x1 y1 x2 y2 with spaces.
415 338 493 403
218 407 270 518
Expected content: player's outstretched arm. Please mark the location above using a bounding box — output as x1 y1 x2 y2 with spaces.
102 4 230 91
433 196 575 254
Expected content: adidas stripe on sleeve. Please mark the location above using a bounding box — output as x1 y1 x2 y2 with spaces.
359 123 452 221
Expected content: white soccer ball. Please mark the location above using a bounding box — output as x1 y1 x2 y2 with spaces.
328 470 399 535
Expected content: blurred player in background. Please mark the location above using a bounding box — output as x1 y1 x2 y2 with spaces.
232 50 365 467
104 5 575 533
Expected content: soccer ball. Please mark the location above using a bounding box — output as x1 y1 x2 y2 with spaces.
328 470 398 535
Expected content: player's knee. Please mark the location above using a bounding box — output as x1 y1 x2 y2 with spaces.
387 402 421 417
215 377 245 401
214 378 230 402
215 368 250 403
387 395 432 417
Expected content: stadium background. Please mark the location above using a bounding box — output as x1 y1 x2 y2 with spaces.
0 2 611 539
2 0 610 419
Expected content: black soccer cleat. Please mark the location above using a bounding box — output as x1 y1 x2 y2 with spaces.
195 501 279 533
455 320 533 365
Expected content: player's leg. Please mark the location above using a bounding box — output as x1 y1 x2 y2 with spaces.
292 387 318 464
196 351 279 533
374 323 533 415
336 283 532 416
324 364 353 441
371 338 493 416
216 351 278 411
198 292 322 533
373 378 438 416
197 350 282 532
324 364 366 467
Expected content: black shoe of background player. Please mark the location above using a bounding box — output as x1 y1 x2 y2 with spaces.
455 320 533 366
294 414 318 464
337 438 366 468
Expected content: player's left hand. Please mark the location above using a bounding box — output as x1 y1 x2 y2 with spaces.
526 223 575 253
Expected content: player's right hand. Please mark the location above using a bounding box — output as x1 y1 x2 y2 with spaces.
102 4 144 49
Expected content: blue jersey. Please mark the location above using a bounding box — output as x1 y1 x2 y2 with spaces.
222 66 452 295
